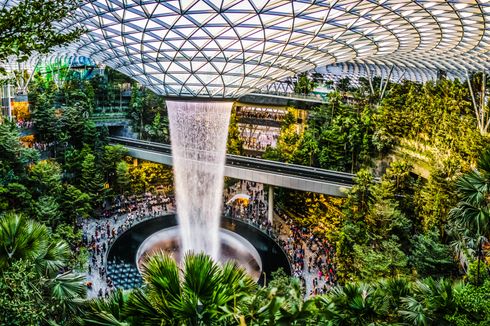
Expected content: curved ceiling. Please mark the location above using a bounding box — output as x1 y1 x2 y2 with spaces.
11 1 490 97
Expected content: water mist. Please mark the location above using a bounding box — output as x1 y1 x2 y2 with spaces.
166 100 232 260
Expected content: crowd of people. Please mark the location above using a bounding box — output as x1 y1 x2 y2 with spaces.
16 119 33 129
83 180 337 298
224 180 274 236
236 108 286 121
276 209 337 296
240 127 278 151
223 180 338 296
83 191 175 298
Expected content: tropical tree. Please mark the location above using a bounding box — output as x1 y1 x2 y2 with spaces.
319 282 383 325
0 213 85 324
34 195 61 226
294 73 318 95
77 289 130 326
410 231 454 277
0 0 83 63
0 259 49 325
144 112 170 143
227 107 244 155
129 253 256 325
101 144 128 185
28 160 62 197
336 77 353 94
116 161 131 195
81 152 105 201
61 184 92 219
399 278 457 325
226 270 318 325
0 122 39 182
79 252 256 325
448 148 490 284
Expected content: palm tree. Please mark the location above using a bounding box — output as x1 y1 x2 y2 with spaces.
124 252 255 325
449 149 490 284
399 277 456 326
0 212 46 266
319 282 383 325
375 277 411 318
227 277 318 326
399 296 430 326
294 73 318 96
0 212 70 272
0 213 86 322
77 289 130 326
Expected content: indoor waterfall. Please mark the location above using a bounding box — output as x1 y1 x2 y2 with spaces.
166 100 232 261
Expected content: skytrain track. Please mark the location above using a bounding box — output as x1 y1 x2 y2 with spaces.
109 136 356 187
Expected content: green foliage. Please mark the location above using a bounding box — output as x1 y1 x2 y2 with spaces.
263 108 302 163
79 252 257 325
28 160 62 197
101 144 129 188
0 213 85 323
128 85 168 140
81 152 105 200
0 122 39 183
294 73 318 95
448 148 490 281
0 259 48 325
144 112 169 143
415 157 460 232
449 280 490 325
267 268 302 299
116 161 131 195
128 160 173 194
400 277 457 325
227 107 244 155
465 260 490 286
77 289 130 326
34 195 60 226
267 98 378 173
61 184 92 219
336 77 353 93
0 182 32 212
376 79 486 163
352 239 408 282
322 282 382 324
0 0 83 62
410 231 454 277
336 164 417 281
52 223 86 270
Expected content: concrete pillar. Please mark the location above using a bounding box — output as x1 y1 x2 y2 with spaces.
268 185 274 225
7 84 12 121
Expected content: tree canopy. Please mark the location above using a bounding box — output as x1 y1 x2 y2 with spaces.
0 0 83 63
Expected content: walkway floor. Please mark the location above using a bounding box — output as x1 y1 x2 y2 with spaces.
82 182 334 299
82 204 175 298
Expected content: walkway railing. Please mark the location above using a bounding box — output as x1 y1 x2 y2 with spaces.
247 90 328 103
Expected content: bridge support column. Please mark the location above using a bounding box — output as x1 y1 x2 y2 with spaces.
268 185 274 225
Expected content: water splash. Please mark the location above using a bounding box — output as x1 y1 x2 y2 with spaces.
167 100 232 260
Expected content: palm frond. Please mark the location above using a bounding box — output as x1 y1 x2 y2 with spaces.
77 289 130 326
399 296 430 326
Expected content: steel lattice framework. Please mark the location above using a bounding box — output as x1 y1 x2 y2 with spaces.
6 0 490 97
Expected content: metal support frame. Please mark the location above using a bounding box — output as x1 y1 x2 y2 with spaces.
365 65 375 96
379 65 395 101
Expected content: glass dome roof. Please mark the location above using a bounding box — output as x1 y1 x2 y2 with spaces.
6 0 490 97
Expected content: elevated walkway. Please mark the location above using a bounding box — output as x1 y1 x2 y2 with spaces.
238 92 327 108
109 137 354 197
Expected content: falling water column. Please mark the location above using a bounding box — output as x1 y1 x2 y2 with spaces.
167 100 232 261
